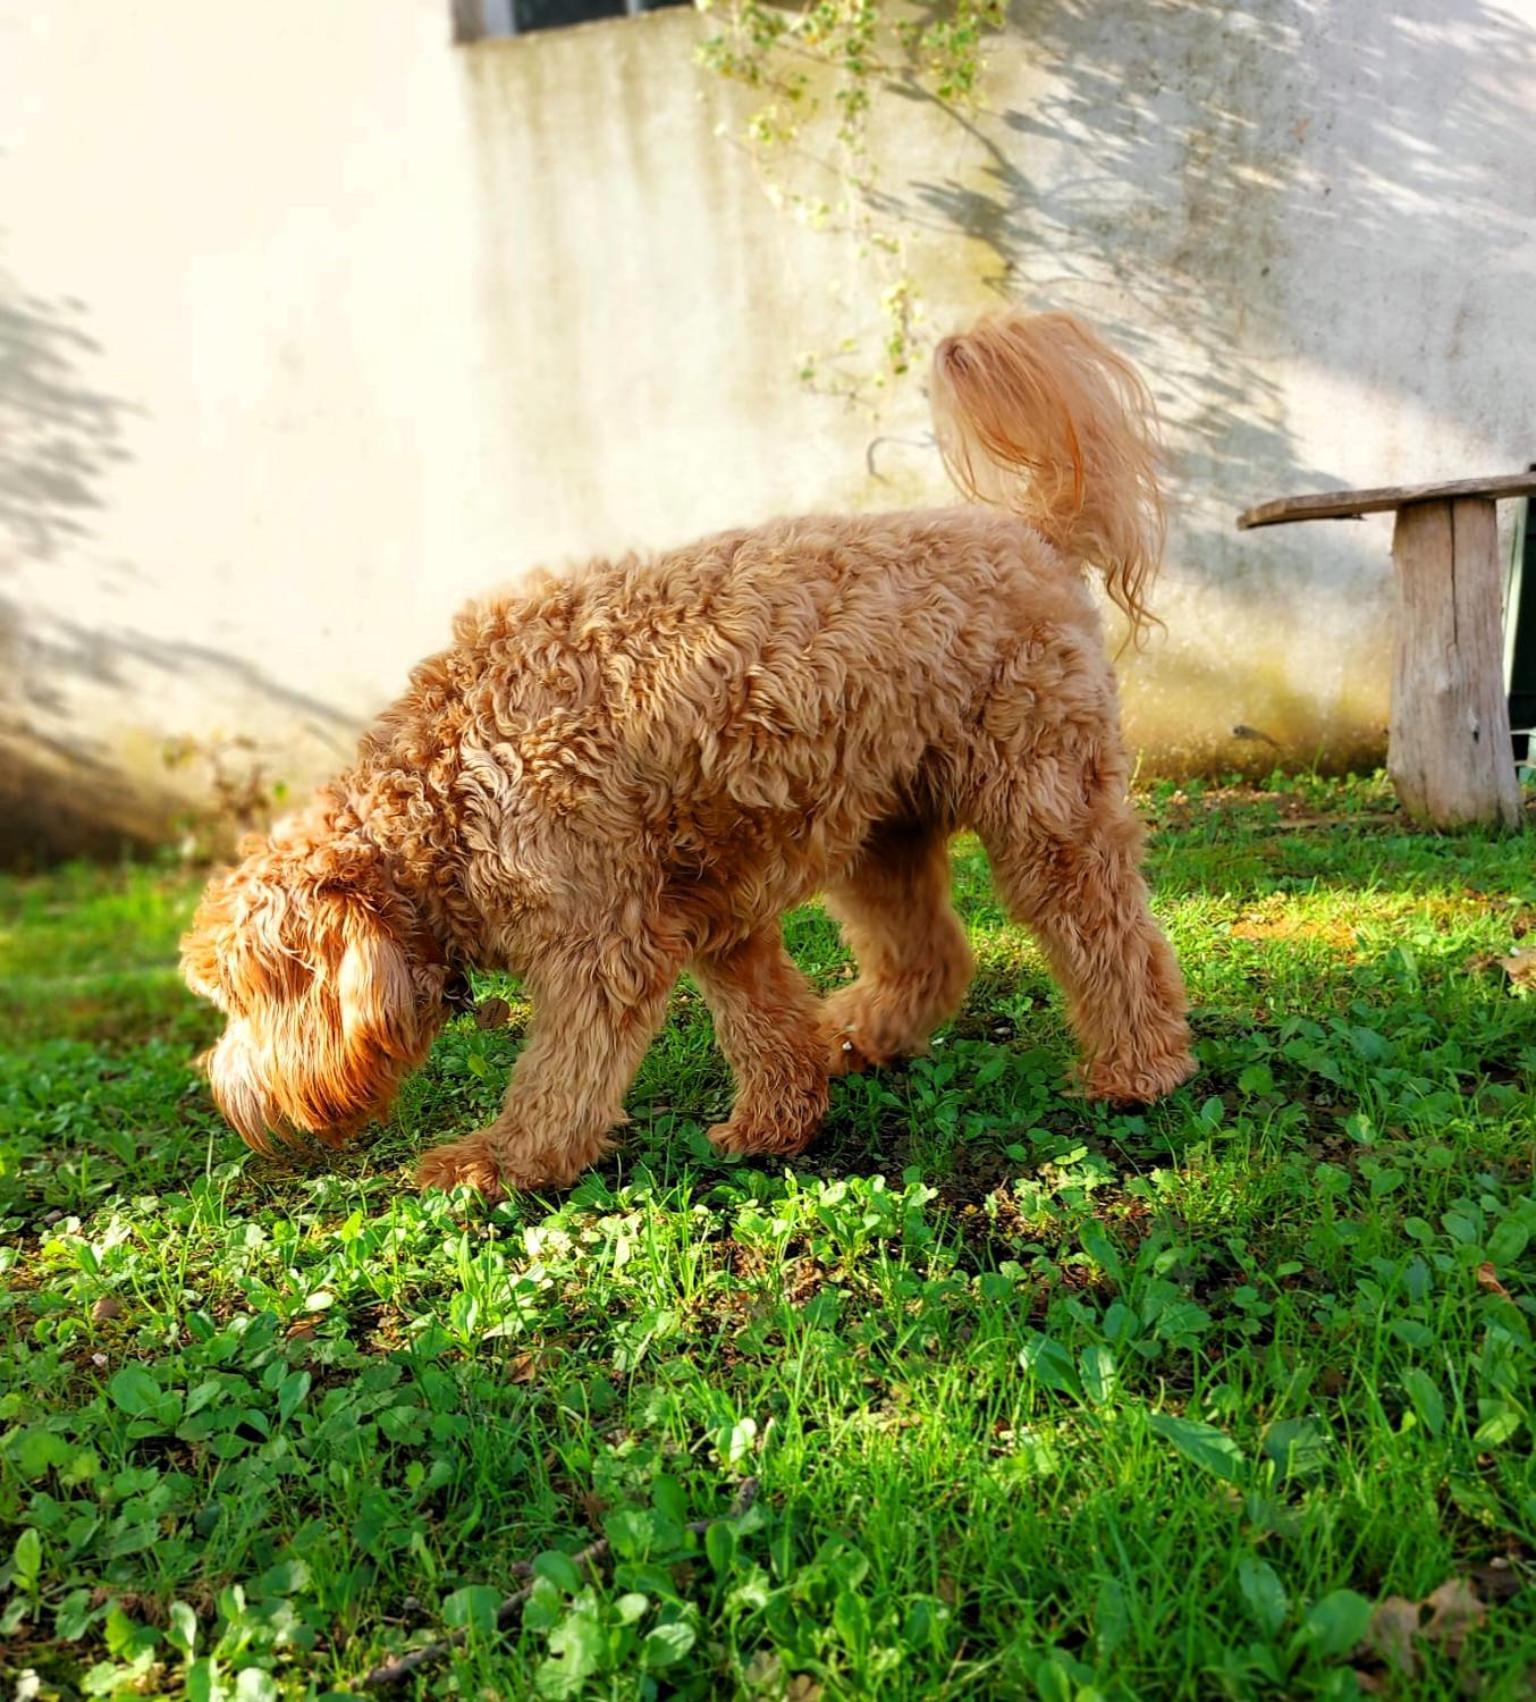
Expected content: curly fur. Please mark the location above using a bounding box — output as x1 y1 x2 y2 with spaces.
182 307 1195 1197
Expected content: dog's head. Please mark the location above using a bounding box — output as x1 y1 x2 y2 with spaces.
180 813 446 1152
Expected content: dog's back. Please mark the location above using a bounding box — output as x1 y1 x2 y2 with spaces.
367 501 1111 905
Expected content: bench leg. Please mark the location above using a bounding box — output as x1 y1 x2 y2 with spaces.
1389 496 1522 830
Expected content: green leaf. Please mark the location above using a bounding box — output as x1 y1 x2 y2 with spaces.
1095 1577 1129 1656
832 1587 871 1657
166 1600 197 1657
522 1576 563 1633
185 1657 218 1702
642 1619 697 1668
104 1605 146 1658
255 1558 310 1597
443 1584 502 1639
705 1520 737 1574
12 1526 41 1593
1260 1417 1329 1480
53 1588 97 1643
604 1509 655 1561
1237 1557 1287 1638
1147 1412 1247 1483
1237 1062 1274 1096
1302 1588 1372 1657
1080 1345 1118 1406
17 1429 73 1479
614 1592 649 1625
537 1603 605 1696
1442 1211 1479 1245
1018 1333 1083 1401
719 1416 757 1466
1079 1221 1123 1281
276 1370 311 1424
234 1670 279 1702
533 1550 583 1594
1473 1403 1523 1448
1487 1219 1529 1264
1032 1654 1075 1702
1402 1369 1445 1439
651 1473 687 1524
108 1367 162 1418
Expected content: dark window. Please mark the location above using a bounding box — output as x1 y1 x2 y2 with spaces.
454 0 689 40
1506 464 1536 766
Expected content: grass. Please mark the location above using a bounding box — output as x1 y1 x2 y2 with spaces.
1 772 1534 1700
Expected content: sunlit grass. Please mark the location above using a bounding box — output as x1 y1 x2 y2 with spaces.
1 775 1534 1698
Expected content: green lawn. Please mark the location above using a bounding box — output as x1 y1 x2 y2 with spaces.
2 774 1534 1699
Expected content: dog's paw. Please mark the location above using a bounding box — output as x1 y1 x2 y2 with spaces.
416 1135 507 1200
708 1119 815 1159
827 1031 875 1077
1081 1048 1197 1107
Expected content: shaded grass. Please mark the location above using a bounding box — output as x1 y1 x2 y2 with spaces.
1 775 1534 1699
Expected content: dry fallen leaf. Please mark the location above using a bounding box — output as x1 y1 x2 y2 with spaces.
1496 947 1536 985
1363 1596 1421 1676
1356 1575 1495 1689
474 996 512 1030
1476 1263 1512 1299
90 1296 123 1323
1422 1577 1486 1657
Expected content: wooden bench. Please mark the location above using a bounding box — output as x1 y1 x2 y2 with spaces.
1237 473 1536 830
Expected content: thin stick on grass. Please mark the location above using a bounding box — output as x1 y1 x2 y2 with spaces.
361 1477 760 1690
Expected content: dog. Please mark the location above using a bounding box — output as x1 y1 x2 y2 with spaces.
180 308 1196 1198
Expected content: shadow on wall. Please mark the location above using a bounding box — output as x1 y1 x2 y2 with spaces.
894 0 1530 516
0 276 133 561
0 277 355 865
878 0 1530 764
1 591 358 867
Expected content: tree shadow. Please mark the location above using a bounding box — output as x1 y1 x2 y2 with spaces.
0 272 360 864
1 589 356 867
868 0 1530 715
0 276 135 563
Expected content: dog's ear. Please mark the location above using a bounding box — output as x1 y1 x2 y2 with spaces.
182 827 441 1149
258 878 428 1139
333 891 422 1063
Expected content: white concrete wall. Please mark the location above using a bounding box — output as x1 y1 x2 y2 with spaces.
2 0 1533 858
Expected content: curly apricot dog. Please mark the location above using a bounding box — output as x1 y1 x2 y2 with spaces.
181 309 1195 1196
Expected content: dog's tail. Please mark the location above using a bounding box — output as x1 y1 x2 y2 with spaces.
930 308 1164 642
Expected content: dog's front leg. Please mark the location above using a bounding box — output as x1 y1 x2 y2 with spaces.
692 925 830 1158
416 939 681 1199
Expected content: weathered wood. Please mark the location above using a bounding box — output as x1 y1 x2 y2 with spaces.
1237 472 1536 530
1388 498 1522 830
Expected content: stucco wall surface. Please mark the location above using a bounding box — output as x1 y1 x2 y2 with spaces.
2 0 1533 858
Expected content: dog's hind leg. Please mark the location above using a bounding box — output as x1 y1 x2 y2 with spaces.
416 931 684 1198
692 926 830 1157
823 820 974 1076
973 755 1194 1105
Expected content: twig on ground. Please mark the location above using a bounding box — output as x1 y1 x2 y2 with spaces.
361 1477 761 1690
